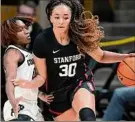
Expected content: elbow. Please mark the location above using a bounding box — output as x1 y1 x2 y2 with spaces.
39 78 45 87
39 75 46 85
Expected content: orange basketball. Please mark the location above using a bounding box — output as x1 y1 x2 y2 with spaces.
117 57 135 86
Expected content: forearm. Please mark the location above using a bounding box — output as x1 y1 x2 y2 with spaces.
5 81 16 106
22 75 45 89
100 51 130 63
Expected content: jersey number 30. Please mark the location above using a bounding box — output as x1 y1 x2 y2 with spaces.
59 63 77 77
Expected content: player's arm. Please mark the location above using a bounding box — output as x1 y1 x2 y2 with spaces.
29 54 47 87
23 55 47 88
4 49 23 112
87 47 135 63
13 55 47 89
12 33 48 89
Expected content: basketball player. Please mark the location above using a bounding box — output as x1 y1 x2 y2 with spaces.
13 0 135 121
1 16 54 121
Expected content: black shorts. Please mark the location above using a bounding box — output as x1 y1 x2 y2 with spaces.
49 71 95 117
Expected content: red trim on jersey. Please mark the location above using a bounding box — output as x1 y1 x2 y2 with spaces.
49 109 62 116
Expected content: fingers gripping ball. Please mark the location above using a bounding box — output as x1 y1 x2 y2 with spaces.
117 57 135 86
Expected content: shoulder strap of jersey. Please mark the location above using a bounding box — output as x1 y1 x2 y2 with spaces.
5 45 29 56
5 45 27 67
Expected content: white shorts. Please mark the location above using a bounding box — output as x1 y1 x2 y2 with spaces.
3 99 44 121
19 99 44 121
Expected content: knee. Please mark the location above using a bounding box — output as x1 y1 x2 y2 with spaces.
79 107 96 121
114 88 124 99
113 88 128 103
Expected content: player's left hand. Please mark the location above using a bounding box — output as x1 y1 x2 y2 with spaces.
38 92 54 104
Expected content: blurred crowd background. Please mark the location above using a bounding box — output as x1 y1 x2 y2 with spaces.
1 0 135 121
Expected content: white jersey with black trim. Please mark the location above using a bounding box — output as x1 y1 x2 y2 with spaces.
6 45 38 101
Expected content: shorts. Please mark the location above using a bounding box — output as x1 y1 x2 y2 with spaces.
49 70 95 117
16 100 44 121
10 114 35 121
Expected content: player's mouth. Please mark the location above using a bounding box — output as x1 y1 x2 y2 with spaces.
27 35 31 40
58 26 65 28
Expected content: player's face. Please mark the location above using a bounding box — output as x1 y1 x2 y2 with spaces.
16 20 31 45
50 4 72 33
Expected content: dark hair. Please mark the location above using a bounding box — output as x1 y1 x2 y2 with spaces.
17 0 37 16
1 16 32 47
46 0 83 21
46 0 104 53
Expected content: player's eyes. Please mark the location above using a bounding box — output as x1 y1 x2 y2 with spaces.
55 17 59 19
24 26 28 29
17 27 23 32
64 17 69 20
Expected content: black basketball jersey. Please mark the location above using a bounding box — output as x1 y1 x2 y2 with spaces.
33 27 90 93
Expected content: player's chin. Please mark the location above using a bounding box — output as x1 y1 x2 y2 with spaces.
24 39 31 44
58 27 66 30
26 37 31 43
27 36 31 40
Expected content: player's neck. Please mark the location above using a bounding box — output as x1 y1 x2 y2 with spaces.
15 44 27 49
53 28 70 45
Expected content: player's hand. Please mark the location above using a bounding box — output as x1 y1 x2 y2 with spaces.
12 97 24 118
129 53 135 57
38 92 54 104
12 79 27 88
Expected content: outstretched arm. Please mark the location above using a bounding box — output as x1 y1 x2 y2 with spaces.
88 47 135 63
4 49 24 115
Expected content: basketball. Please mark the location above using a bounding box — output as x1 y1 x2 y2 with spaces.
117 57 135 86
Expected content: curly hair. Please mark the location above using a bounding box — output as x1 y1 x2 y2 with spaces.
46 0 104 53
1 16 33 48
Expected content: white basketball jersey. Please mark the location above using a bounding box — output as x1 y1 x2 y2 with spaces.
6 45 38 101
3 45 44 121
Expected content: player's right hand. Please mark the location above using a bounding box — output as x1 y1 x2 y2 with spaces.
11 97 24 117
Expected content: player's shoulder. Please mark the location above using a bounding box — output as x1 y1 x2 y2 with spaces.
34 27 54 46
5 45 21 55
36 27 53 39
4 47 22 62
33 27 55 52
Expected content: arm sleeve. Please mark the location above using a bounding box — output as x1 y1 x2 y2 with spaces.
33 33 47 58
